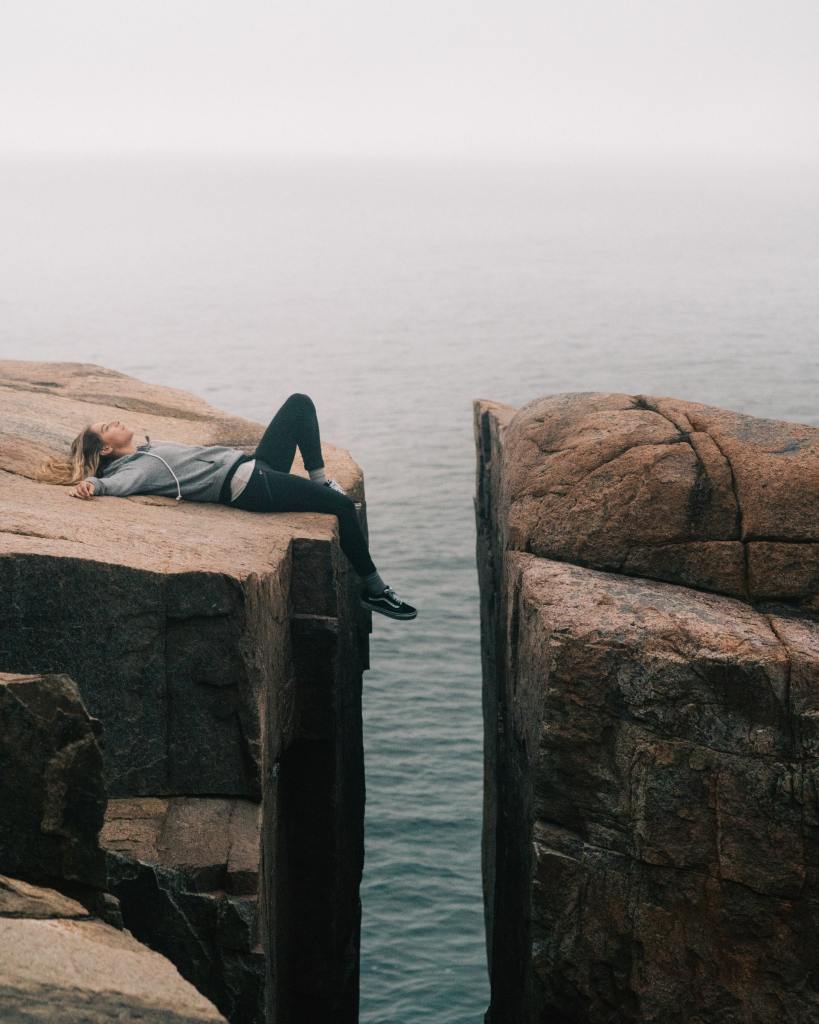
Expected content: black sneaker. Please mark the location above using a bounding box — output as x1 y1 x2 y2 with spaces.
360 586 417 620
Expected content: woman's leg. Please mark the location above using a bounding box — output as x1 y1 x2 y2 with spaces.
253 393 324 473
235 461 377 577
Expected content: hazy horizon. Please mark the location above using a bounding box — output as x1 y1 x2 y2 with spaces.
2 1 817 162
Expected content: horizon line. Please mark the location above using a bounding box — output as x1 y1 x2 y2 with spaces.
1 147 817 168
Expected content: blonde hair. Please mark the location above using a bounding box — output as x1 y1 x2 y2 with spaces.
34 424 116 485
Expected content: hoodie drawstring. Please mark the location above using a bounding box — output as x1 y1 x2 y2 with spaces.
137 450 183 501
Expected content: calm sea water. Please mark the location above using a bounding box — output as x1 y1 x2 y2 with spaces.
1 155 817 1023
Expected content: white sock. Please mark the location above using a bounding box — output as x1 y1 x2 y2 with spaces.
309 466 327 484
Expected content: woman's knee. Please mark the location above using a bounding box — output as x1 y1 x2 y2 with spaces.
332 493 357 518
285 392 314 411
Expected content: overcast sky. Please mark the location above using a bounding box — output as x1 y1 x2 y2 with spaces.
1 1 817 160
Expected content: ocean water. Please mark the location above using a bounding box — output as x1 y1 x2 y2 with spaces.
1 155 817 1023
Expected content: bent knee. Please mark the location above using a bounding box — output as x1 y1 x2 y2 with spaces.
332 493 356 515
286 392 314 409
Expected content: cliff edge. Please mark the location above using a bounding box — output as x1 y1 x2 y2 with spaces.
475 392 819 1023
0 360 370 1023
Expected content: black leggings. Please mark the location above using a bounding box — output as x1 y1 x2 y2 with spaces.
223 393 377 578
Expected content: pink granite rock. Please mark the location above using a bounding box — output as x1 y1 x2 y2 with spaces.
0 360 369 1022
480 392 818 605
475 393 819 1024
0 874 227 1022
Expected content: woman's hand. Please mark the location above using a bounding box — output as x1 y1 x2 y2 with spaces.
71 479 96 499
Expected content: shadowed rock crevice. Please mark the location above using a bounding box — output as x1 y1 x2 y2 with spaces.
685 408 750 595
762 613 796 759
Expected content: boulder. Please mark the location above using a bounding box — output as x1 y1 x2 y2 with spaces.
475 394 819 1023
482 392 818 605
0 873 227 1023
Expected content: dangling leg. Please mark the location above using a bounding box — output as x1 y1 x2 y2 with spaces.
241 464 373 571
233 463 417 620
254 393 324 476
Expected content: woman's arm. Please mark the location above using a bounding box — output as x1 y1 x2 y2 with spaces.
73 464 147 499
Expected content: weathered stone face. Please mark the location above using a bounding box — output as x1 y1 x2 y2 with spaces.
475 393 819 1024
0 671 107 890
101 796 262 895
495 392 818 605
0 552 278 799
516 561 819 1022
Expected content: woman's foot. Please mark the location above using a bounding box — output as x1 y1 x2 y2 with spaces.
324 478 346 495
360 586 417 620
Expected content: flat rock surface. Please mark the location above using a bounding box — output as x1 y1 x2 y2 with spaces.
0 875 227 1022
101 796 261 895
0 359 361 487
484 392 818 603
0 874 92 919
0 359 363 578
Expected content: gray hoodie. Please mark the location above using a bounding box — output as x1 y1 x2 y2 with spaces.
86 436 247 503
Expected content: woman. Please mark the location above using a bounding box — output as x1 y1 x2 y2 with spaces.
38 392 416 621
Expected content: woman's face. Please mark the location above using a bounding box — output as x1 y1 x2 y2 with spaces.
91 419 134 456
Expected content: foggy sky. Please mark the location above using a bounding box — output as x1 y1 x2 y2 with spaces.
1 0 817 160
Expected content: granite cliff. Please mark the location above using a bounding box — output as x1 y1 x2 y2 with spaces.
475 392 819 1023
0 360 371 1022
